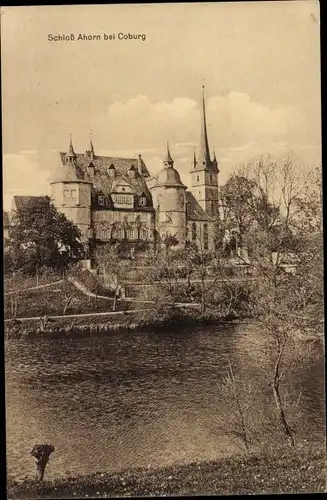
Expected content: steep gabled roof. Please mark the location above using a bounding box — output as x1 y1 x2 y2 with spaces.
57 152 152 204
185 191 212 221
12 195 47 212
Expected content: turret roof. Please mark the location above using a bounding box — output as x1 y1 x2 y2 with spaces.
155 165 186 188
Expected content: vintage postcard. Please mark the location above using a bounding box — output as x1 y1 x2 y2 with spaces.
2 1 325 498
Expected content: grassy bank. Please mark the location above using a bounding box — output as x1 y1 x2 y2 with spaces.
7 445 326 498
4 280 132 320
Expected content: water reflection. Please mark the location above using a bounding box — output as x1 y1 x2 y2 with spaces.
5 323 325 480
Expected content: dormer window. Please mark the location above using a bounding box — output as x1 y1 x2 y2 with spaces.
128 165 136 179
108 164 116 177
98 195 105 206
139 196 146 207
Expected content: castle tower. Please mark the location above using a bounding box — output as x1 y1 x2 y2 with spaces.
150 143 187 248
50 135 92 244
190 85 219 217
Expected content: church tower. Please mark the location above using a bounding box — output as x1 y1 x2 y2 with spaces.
190 85 219 218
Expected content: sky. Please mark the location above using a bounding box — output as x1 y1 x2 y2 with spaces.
1 1 321 210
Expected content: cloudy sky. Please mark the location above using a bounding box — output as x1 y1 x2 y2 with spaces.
1 2 321 210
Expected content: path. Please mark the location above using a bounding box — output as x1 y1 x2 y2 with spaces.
68 278 201 308
4 308 152 323
4 280 63 296
68 278 156 304
125 276 256 286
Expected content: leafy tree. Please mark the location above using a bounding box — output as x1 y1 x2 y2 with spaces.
7 196 85 274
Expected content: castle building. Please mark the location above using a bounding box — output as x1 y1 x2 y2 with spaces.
7 87 220 261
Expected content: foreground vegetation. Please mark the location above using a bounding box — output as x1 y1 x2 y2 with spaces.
7 444 326 498
5 154 324 479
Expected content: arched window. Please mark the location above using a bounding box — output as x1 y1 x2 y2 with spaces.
139 196 146 207
204 223 208 250
140 229 148 240
192 222 197 241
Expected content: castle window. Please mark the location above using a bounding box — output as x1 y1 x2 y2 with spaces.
197 175 200 182
115 194 133 205
127 230 135 240
192 222 197 241
204 223 209 250
139 197 146 207
210 175 213 183
98 195 105 205
71 189 77 199
117 228 124 239
140 229 148 240
64 190 69 198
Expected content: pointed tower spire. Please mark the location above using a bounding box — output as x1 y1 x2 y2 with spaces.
199 84 211 167
68 134 75 154
89 130 95 160
193 146 197 168
65 134 76 163
163 141 174 167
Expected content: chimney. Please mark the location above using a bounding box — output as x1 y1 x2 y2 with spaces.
137 154 143 175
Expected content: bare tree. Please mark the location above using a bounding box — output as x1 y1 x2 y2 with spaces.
228 154 324 447
216 364 259 452
95 243 131 311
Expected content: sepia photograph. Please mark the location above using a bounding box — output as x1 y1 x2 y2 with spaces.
1 1 325 497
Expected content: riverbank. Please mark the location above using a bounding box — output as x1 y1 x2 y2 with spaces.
7 445 326 498
4 306 247 339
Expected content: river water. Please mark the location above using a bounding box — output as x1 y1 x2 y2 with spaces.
5 323 325 481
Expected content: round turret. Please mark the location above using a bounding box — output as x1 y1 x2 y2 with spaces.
150 143 187 248
50 136 92 244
